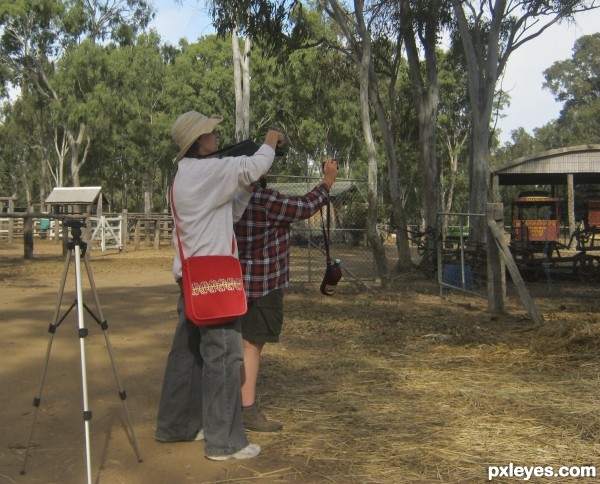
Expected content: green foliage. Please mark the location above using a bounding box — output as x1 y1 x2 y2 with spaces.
0 0 473 221
210 0 309 58
164 36 236 143
253 43 364 178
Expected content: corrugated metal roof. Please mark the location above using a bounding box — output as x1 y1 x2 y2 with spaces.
491 145 600 185
46 187 102 204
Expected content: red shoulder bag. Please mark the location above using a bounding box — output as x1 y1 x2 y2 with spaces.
171 182 247 326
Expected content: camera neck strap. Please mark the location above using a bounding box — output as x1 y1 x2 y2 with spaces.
320 201 332 264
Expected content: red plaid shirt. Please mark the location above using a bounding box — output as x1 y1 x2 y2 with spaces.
234 182 330 301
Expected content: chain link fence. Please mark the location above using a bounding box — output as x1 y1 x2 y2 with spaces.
2 177 398 288
437 212 488 298
268 175 382 287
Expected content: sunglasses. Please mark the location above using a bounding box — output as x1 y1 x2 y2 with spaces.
198 130 219 141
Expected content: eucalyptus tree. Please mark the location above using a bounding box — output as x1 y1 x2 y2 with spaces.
437 49 471 215
1 0 65 203
451 0 600 242
232 28 251 141
50 40 112 187
1 0 154 192
95 31 172 212
248 12 365 179
0 84 55 209
394 0 453 269
164 35 237 140
210 1 413 284
0 100 37 209
210 0 288 141
541 32 600 146
492 128 542 164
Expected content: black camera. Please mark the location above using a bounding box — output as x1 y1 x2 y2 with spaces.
320 259 342 296
65 219 87 244
65 219 87 229
223 139 286 158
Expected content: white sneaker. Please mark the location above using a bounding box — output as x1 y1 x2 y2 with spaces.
206 443 261 461
195 429 204 441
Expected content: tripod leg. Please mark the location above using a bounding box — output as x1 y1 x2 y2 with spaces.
74 245 93 484
82 253 143 463
20 250 72 476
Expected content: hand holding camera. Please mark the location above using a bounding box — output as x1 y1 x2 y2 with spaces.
264 130 285 152
322 157 338 190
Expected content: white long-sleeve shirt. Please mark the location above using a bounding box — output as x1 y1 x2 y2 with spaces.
171 144 275 279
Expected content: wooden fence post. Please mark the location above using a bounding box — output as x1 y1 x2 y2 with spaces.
154 220 160 249
162 209 169 245
122 209 128 253
23 216 33 259
135 220 141 250
486 203 506 314
8 198 14 244
486 204 544 327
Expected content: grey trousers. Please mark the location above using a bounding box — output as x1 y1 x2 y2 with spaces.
155 293 248 456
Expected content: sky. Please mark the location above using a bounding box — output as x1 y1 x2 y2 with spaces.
495 10 600 144
149 2 600 144
149 0 215 44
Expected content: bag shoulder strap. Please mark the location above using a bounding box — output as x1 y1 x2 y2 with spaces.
170 178 188 262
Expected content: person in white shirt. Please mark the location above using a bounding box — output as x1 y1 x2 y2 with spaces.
155 110 284 461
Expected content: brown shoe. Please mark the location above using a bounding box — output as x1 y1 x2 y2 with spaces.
242 404 283 432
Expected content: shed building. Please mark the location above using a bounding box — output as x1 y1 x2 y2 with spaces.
490 144 600 235
45 187 104 215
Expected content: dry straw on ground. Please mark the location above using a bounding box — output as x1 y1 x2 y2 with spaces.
1 242 599 483
248 279 600 483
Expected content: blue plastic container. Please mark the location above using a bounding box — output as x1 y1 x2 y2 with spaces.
442 264 473 290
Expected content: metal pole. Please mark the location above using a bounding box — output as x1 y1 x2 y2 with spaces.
73 239 93 484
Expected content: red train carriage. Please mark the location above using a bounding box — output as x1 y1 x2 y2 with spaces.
510 193 561 257
509 192 600 281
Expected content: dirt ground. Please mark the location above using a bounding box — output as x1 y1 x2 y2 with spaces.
1 240 600 484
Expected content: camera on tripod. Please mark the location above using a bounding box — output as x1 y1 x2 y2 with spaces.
65 219 86 229
65 219 86 236
64 219 88 253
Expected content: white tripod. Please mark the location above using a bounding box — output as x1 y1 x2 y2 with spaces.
20 220 143 484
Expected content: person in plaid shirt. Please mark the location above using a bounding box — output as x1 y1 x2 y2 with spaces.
234 158 338 431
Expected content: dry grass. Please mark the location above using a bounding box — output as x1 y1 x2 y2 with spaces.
2 241 599 483
243 280 600 483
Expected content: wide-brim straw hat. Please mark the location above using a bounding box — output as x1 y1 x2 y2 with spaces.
172 111 223 162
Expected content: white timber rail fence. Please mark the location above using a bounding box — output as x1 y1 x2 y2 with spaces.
0 209 174 259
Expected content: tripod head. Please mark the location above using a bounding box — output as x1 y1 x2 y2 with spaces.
65 219 87 252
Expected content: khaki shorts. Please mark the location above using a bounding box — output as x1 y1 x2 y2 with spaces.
240 289 284 344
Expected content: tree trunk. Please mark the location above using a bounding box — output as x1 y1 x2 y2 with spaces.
355 0 390 287
400 0 441 264
39 145 47 212
232 28 251 141
67 122 91 187
369 80 412 270
419 91 440 231
22 171 33 211
469 118 491 240
53 128 69 187
144 171 152 244
242 36 251 138
453 0 505 243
